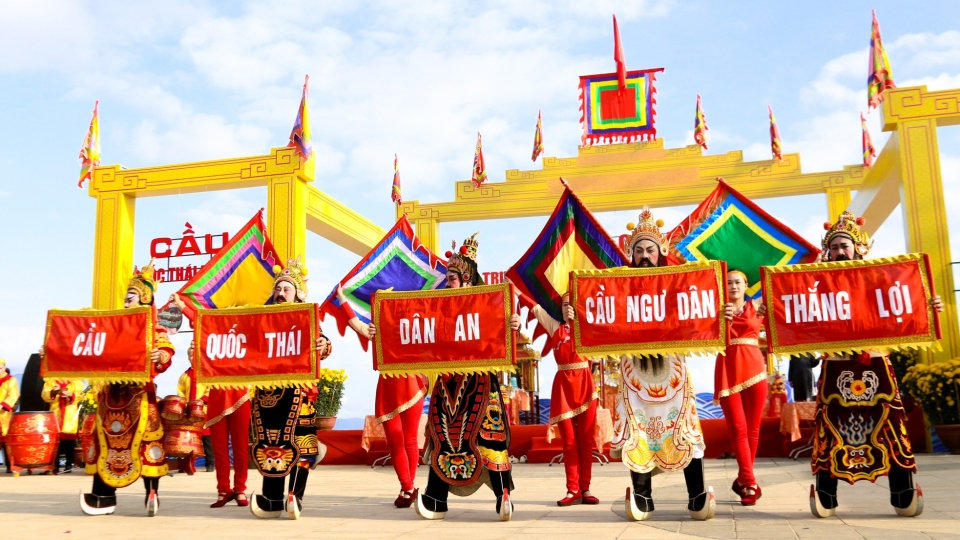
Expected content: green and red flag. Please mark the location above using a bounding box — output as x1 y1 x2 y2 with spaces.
861 112 877 167
288 75 312 163
391 154 402 205
506 180 626 351
668 178 819 300
768 105 782 162
175 210 281 321
531 111 544 162
471 132 487 187
78 100 100 188
694 94 708 150
868 10 896 110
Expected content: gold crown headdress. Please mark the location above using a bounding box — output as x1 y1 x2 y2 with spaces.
128 259 160 305
625 206 669 256
444 232 480 279
821 211 872 260
272 256 309 301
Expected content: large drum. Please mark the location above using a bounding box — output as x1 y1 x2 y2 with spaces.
6 412 60 476
160 395 186 421
160 395 204 474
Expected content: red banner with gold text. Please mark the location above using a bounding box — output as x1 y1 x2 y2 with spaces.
571 261 728 357
43 307 153 383
372 284 515 377
761 254 940 355
194 303 318 388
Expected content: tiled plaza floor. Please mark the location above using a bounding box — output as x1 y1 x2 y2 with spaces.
1 456 958 539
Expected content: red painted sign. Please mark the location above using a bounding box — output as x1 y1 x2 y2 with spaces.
150 222 229 283
43 307 154 382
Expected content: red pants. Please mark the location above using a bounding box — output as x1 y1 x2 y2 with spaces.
381 397 424 493
719 382 767 486
556 400 597 493
209 400 250 494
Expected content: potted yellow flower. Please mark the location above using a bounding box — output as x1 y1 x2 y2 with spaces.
901 357 960 454
315 368 348 430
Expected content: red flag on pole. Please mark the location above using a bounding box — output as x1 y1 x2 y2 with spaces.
694 94 708 150
471 132 487 188
613 15 627 91
78 100 100 188
867 10 896 110
768 105 782 162
391 154 402 205
531 111 544 162
861 112 877 167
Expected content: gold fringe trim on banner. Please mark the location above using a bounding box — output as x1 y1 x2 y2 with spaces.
769 339 941 361
381 365 517 382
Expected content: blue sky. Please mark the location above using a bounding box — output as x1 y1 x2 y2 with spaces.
1 1 958 417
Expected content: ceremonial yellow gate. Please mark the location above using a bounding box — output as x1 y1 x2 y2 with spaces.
398 84 960 365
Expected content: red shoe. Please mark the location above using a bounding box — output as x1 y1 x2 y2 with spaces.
582 494 600 505
235 492 249 507
210 492 237 508
395 491 414 508
557 491 583 507
732 480 746 498
741 485 761 506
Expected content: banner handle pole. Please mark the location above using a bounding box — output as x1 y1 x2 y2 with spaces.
923 253 943 341
720 261 729 348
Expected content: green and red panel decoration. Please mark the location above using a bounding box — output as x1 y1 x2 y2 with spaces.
579 67 663 146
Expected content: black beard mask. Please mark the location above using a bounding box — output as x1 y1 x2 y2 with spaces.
637 258 655 268
833 253 851 262
273 294 288 304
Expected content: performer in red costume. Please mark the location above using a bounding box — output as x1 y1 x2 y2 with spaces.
67 261 174 517
525 292 599 506
336 286 426 508
182 345 252 508
716 270 768 506
809 212 944 518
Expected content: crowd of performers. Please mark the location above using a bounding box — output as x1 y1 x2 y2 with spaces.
2 208 942 522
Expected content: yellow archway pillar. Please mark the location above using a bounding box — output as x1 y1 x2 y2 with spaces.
825 186 851 224
91 192 136 310
267 172 310 264
896 118 959 362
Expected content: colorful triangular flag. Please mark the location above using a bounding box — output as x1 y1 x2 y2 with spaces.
613 14 627 91
868 10 896 110
531 111 544 162
861 112 877 167
78 100 100 188
319 216 447 350
768 105 782 162
288 75 312 163
506 180 626 351
391 154 402 205
471 132 487 188
668 178 820 300
694 94 708 150
175 210 281 321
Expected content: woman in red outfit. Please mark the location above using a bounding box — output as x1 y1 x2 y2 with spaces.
528 292 599 507
337 286 426 508
716 270 768 506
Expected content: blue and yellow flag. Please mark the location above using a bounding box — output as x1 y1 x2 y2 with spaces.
288 75 312 163
668 178 819 299
78 101 100 188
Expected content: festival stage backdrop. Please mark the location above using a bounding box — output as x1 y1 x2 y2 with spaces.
321 216 447 350
371 284 515 377
761 254 941 355
194 303 319 388
669 179 819 299
579 68 664 145
570 261 728 357
42 307 154 383
506 185 625 354
176 210 280 320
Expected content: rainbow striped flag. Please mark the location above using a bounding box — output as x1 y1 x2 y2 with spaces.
868 10 896 110
288 75 312 163
391 154 402 205
319 216 447 350
694 94 708 150
175 210 280 320
768 105 782 162
78 101 100 188
861 112 877 167
668 178 819 300
506 182 625 341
